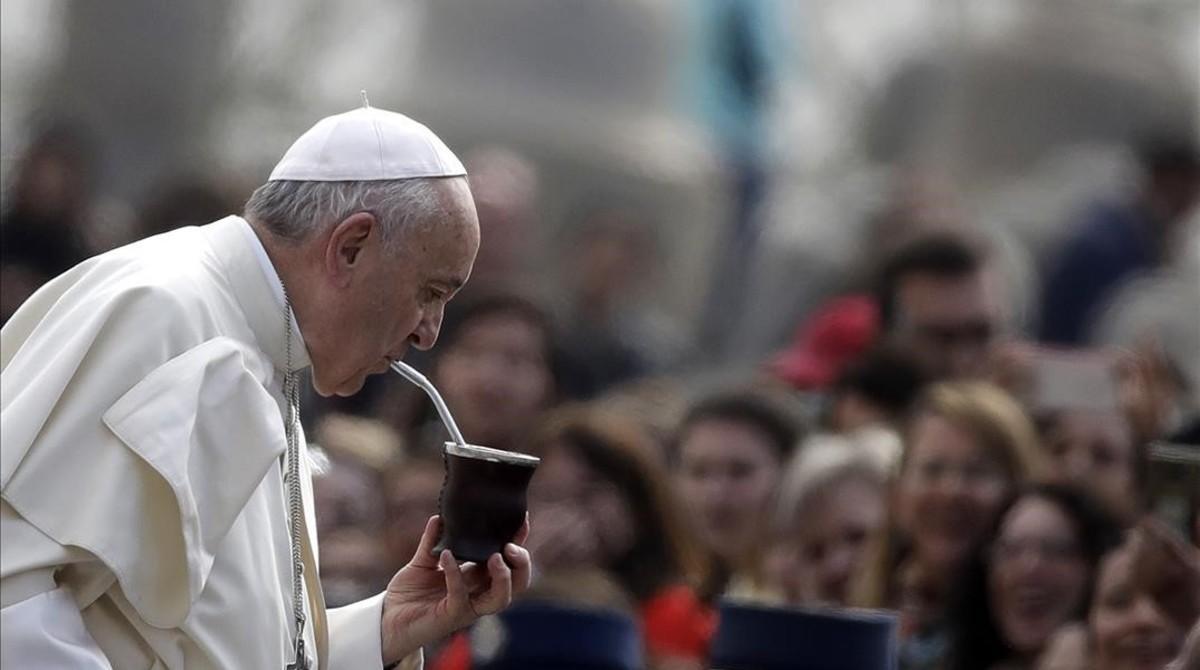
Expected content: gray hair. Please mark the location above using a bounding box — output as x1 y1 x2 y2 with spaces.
243 178 447 249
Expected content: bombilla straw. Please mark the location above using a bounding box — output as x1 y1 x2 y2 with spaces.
390 359 467 447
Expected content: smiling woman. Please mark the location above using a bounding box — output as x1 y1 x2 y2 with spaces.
1037 518 1200 670
943 484 1123 670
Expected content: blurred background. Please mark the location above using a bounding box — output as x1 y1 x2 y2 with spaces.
5 0 1195 358
3 1 1199 668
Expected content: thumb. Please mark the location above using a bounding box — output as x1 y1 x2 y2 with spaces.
408 515 443 569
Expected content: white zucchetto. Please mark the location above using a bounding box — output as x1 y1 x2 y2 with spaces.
268 105 466 182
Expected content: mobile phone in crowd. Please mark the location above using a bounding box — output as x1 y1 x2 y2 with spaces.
1027 348 1121 413
1147 441 1200 544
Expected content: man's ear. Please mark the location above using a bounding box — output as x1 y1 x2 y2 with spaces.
325 212 379 285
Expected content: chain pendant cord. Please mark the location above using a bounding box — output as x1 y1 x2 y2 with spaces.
283 290 309 670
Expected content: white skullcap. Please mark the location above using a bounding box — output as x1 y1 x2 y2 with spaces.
269 105 466 182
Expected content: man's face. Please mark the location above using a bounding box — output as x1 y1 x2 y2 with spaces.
307 178 480 397
889 270 1003 380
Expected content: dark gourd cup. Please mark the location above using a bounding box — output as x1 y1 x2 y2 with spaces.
434 442 540 563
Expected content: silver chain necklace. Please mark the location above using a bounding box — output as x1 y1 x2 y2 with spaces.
283 289 309 670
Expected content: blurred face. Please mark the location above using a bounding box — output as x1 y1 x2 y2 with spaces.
988 497 1089 655
313 459 385 537
313 460 389 605
787 477 885 605
436 312 553 448
1046 410 1137 516
1091 545 1184 670
899 413 1011 573
676 419 782 565
528 443 636 569
305 178 481 397
575 221 647 306
892 271 1002 380
384 462 445 567
320 527 388 607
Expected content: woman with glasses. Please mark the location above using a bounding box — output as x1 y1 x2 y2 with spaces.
944 484 1123 670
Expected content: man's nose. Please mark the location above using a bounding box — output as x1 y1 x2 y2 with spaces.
409 307 445 351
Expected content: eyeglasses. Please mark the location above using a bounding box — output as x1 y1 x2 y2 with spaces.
989 537 1081 565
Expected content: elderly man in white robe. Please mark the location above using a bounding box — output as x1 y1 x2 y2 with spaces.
0 103 532 669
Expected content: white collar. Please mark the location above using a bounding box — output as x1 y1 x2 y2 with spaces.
236 218 288 310
231 217 308 368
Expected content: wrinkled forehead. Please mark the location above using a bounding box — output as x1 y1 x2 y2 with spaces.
397 179 479 263
439 176 480 223
441 178 481 252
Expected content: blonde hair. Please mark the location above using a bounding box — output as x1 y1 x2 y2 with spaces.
852 382 1048 608
314 413 404 472
901 382 1047 481
776 430 897 530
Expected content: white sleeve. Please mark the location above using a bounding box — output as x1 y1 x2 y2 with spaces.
326 593 423 670
0 588 112 669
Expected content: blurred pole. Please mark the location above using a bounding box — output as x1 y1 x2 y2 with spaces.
693 0 780 359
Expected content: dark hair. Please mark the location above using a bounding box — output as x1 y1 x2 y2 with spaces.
139 177 233 239
436 290 561 387
832 346 928 420
875 232 983 330
673 390 801 465
1136 135 1200 177
16 122 97 182
944 483 1124 670
530 407 706 601
439 291 552 350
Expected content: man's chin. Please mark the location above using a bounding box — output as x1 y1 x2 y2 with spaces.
311 371 369 398
335 375 370 397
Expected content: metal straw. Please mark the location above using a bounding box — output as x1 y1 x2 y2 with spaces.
390 359 467 447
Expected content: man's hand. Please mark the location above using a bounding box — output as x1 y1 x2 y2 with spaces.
379 515 531 665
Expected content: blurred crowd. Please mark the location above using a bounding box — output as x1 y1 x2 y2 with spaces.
3 117 1197 669
4 2 1200 668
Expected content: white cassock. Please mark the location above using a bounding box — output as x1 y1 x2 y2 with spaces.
0 216 421 669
